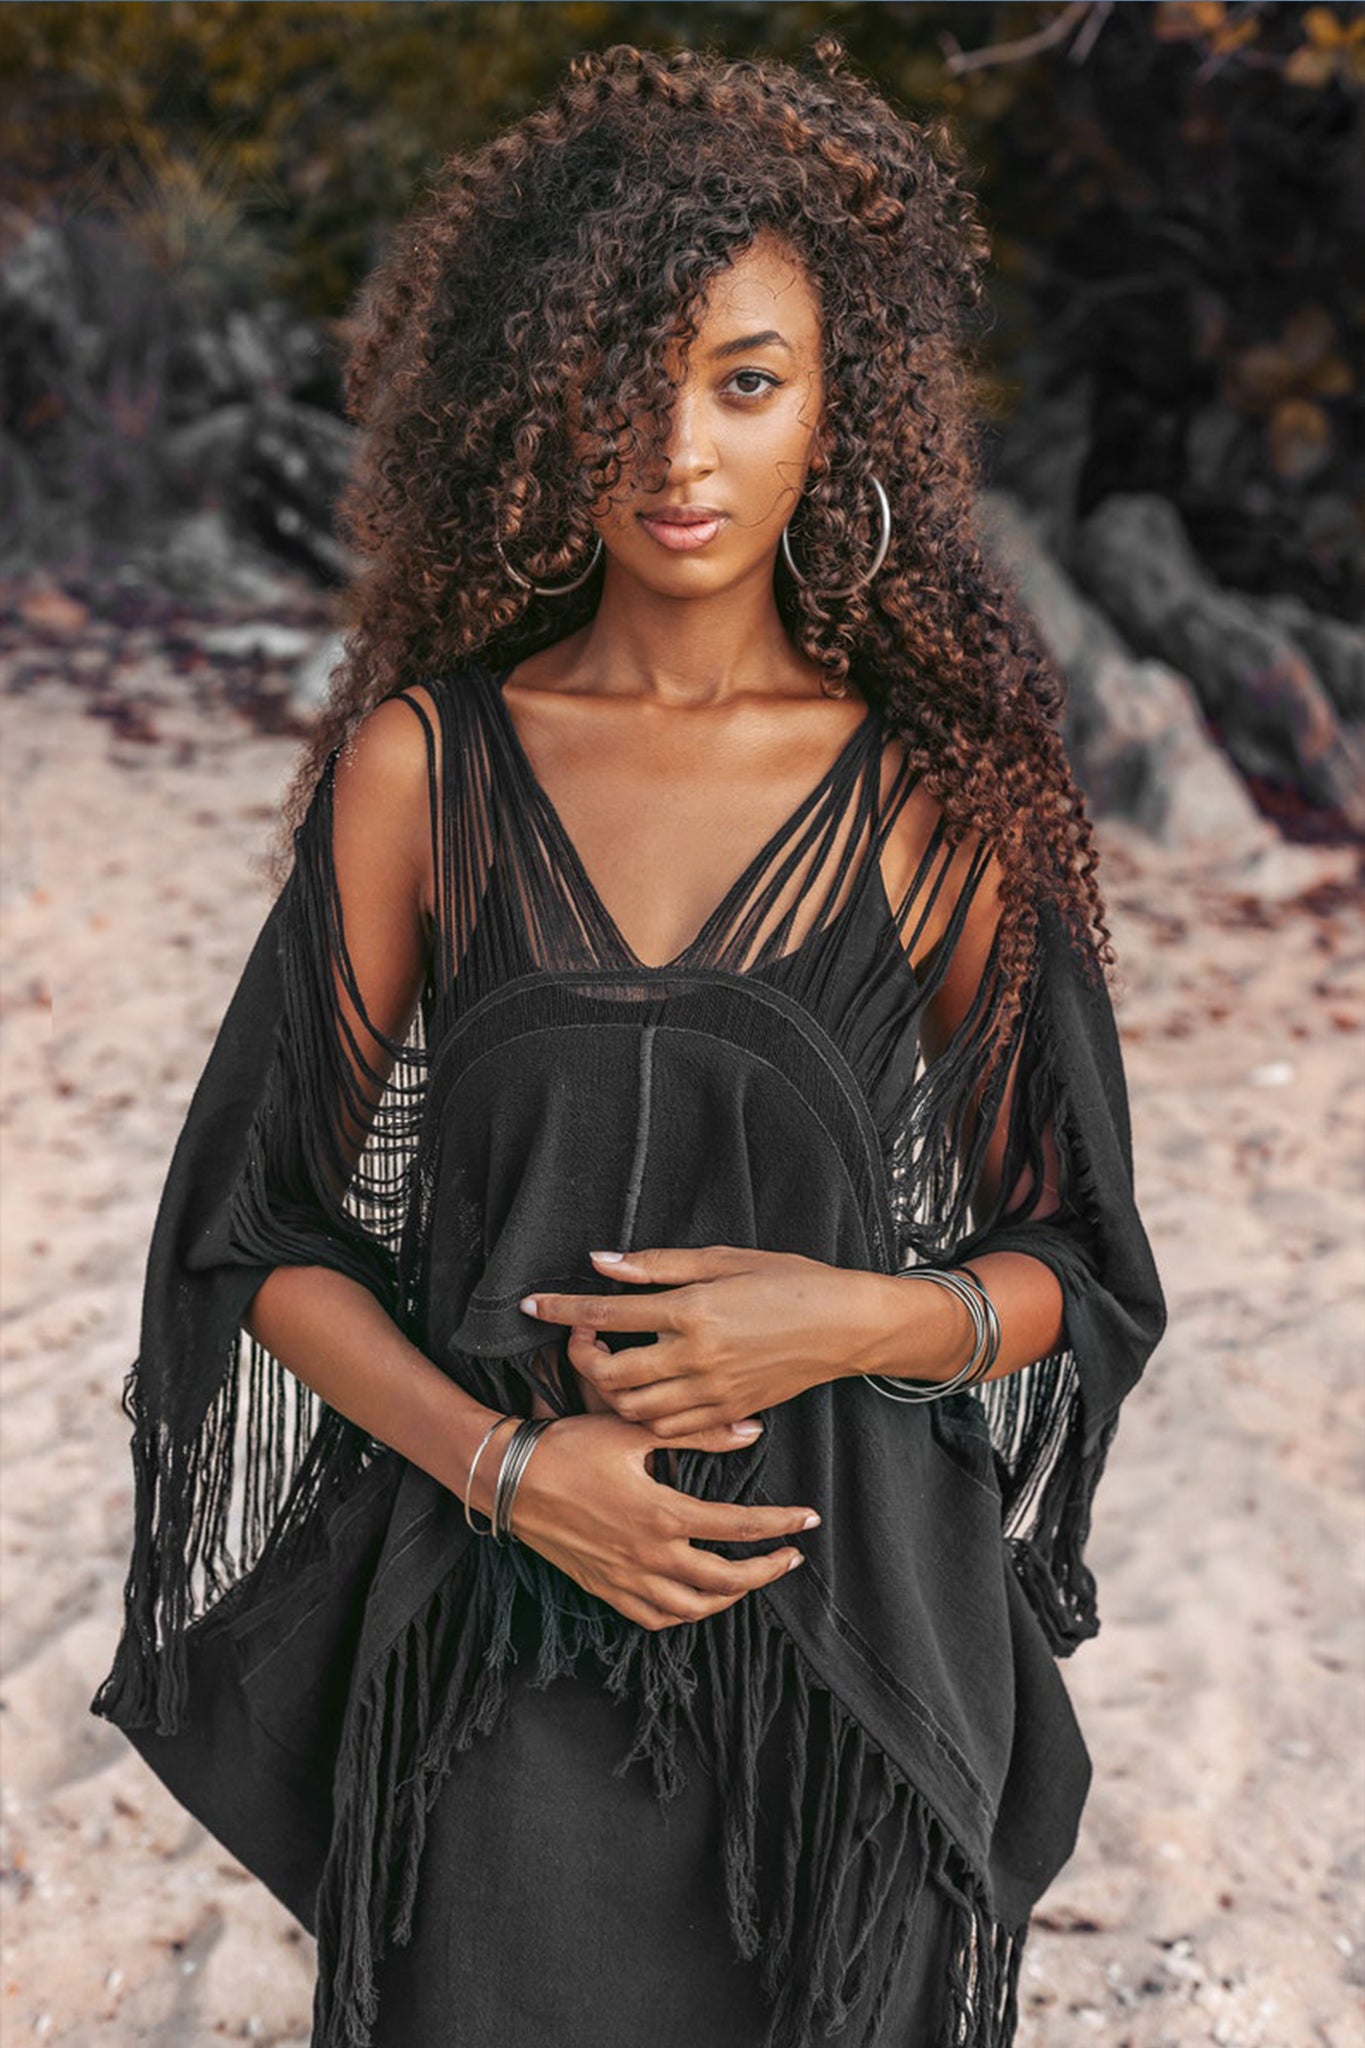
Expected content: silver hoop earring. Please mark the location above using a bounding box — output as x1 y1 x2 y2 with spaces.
781 475 892 599
494 532 603 598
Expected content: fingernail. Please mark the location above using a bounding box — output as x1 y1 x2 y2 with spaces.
519 1296 538 1315
786 1553 805 1571
802 1511 821 1529
732 1421 763 1440
590 1249 625 1264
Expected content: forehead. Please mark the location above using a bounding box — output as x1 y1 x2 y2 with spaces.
692 235 822 347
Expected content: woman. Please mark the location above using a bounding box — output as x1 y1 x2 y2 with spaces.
91 37 1165 2048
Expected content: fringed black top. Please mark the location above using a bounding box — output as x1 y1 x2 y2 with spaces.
90 659 1165 2048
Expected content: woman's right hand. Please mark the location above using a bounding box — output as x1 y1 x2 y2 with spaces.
504 1413 819 1632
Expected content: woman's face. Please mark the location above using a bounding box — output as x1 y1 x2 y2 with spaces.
583 234 826 595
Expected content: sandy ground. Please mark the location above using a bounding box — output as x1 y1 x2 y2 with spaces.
2 663 1362 2048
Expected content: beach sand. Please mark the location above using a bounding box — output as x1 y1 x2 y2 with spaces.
2 669 1361 2047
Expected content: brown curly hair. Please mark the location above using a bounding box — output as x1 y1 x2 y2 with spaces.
281 34 1110 1006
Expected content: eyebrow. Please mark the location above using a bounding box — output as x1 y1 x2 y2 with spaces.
709 329 793 360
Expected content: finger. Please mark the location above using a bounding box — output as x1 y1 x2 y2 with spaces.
680 1544 807 1596
638 1576 742 1626
674 1495 822 1541
570 1331 685 1390
639 1405 729 1441
651 1420 766 1455
650 1550 807 1624
565 1325 612 1376
520 1288 681 1333
612 1380 704 1425
618 1595 683 1634
589 1244 743 1287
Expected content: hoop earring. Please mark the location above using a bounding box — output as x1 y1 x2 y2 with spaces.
781 475 892 599
494 532 603 598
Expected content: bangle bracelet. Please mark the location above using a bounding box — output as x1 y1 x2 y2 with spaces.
490 1417 556 1544
464 1414 515 1535
862 1266 1000 1405
956 1265 1002 1384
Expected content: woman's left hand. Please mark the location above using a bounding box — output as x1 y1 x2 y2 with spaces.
519 1245 887 1438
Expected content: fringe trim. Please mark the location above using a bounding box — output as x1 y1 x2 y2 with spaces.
89 1348 368 1737
91 751 425 1742
310 1539 1028 2048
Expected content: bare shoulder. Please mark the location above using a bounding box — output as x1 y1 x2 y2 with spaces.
337 685 439 783
330 690 441 913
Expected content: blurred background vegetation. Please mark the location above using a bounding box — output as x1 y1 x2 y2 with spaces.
2 0 1360 600
1 2 1361 831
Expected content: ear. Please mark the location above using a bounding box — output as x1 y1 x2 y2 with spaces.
805 432 831 483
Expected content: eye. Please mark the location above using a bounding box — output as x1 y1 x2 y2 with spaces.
723 368 783 401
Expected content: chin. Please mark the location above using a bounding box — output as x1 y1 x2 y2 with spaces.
611 536 760 596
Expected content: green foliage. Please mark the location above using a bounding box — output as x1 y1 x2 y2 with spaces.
4 1 912 309
2 1 1359 608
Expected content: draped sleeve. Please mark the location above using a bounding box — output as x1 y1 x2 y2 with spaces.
90 687 444 1738
878 859 1167 1656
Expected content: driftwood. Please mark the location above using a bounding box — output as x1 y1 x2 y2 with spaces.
975 489 1271 854
1072 494 1365 829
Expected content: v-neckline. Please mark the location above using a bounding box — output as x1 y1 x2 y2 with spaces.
481 660 881 973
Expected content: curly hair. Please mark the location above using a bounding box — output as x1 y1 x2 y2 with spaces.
280 34 1110 1007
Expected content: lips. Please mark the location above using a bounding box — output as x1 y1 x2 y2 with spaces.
637 507 726 552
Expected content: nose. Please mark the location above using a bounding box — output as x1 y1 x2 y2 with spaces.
657 383 716 481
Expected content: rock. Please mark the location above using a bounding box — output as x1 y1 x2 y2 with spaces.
0 433 43 559
0 209 102 388
1226 838 1361 904
985 365 1094 564
234 397 357 585
149 510 297 610
15 584 89 637
160 406 254 505
166 305 340 422
974 489 1271 855
0 212 107 562
1251 591 1365 726
159 394 356 587
226 306 338 408
290 631 346 715
1084 654 1274 854
165 327 243 422
1 208 350 590
1072 493 1365 827
200 625 317 664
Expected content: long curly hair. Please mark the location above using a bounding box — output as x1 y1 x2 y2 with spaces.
281 34 1110 1006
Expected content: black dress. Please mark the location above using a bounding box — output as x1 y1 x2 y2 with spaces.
89 659 1166 2048
366 1585 959 2046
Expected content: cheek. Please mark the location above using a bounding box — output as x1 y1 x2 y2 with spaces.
735 418 818 521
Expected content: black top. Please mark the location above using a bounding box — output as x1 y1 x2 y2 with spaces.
90 660 1167 2048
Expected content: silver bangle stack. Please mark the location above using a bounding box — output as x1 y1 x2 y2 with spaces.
862 1265 1002 1405
491 1417 555 1541
463 1413 556 1543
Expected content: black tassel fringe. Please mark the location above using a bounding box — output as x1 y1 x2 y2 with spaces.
310 1540 1027 2048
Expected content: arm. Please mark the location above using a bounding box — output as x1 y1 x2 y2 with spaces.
858 845 1066 1388
240 693 516 1512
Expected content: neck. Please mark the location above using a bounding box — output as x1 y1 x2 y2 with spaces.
571 559 817 707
